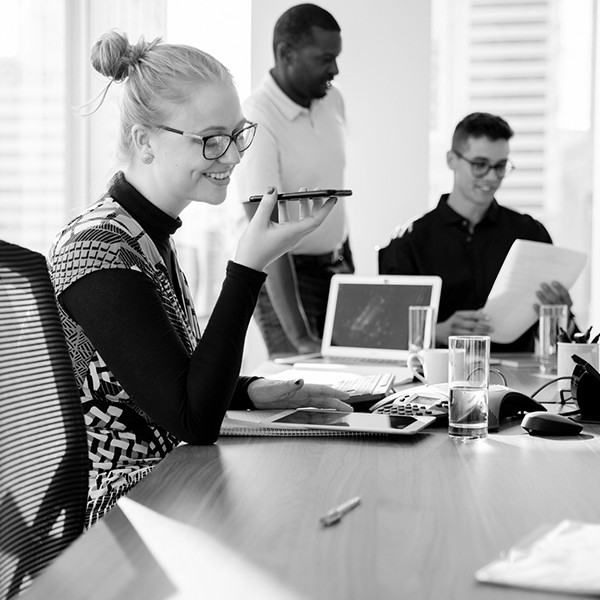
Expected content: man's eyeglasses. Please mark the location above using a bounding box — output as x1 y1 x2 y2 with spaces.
158 122 258 160
453 149 515 179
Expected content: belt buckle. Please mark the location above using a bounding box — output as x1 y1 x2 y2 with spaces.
331 246 343 263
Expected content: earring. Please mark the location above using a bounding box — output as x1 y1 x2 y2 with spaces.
141 153 154 164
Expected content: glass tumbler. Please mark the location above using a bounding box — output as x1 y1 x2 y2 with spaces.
538 304 569 374
448 335 490 441
408 306 436 354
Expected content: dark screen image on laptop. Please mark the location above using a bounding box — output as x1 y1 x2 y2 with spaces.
330 284 433 350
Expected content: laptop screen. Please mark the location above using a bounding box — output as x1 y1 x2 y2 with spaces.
322 275 442 360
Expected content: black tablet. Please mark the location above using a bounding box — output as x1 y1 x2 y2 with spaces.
264 409 435 435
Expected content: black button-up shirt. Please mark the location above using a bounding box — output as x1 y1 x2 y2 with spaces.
378 194 553 352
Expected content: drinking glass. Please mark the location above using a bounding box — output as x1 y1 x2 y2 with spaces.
538 304 568 374
448 335 490 441
408 306 436 354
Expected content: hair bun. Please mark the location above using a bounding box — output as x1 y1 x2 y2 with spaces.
90 30 154 83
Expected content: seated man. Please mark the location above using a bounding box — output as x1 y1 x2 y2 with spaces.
379 112 574 352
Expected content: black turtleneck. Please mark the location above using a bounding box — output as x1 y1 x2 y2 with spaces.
108 173 184 302
59 173 266 444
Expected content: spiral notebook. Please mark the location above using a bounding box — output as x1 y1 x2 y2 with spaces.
220 410 375 437
220 410 434 437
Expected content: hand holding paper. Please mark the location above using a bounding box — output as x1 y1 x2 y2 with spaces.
482 240 586 343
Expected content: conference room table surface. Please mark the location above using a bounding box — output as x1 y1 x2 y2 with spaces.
24 359 600 600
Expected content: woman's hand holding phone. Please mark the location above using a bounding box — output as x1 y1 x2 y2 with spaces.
246 188 352 203
234 186 338 272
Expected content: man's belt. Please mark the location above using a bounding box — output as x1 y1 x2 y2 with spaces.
293 244 345 267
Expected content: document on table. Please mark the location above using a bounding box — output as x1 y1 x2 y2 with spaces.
476 520 600 595
482 240 587 343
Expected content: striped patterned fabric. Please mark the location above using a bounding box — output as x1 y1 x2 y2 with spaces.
0 240 88 600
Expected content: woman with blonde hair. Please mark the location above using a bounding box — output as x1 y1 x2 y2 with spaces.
48 30 351 527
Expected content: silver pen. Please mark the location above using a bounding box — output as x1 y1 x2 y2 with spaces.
319 496 361 527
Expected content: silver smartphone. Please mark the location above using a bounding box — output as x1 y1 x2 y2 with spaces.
246 189 353 203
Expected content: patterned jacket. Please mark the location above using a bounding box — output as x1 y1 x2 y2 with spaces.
48 197 200 527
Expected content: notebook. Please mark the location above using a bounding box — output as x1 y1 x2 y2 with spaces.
279 274 442 380
221 410 377 437
220 409 435 436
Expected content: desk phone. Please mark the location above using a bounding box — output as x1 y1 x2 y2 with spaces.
371 384 546 430
371 389 449 421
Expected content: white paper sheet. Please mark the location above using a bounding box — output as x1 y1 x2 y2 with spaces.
482 240 587 343
476 520 600 595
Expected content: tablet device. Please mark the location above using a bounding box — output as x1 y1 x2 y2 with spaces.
263 409 435 435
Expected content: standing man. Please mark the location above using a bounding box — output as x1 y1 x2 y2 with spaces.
379 112 575 351
234 3 353 358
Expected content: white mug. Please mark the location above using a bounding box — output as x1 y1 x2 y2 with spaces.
408 349 449 385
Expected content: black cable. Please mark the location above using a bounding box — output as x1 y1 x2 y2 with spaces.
489 368 507 386
530 376 572 398
558 408 581 417
530 376 581 417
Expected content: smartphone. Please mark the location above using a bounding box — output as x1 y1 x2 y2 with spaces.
246 189 352 203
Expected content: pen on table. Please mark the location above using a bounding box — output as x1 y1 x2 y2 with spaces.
320 496 361 527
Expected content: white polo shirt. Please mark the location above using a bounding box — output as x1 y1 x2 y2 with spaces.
233 74 348 256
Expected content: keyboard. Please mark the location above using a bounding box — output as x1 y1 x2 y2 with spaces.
323 356 405 366
372 389 449 421
333 372 395 406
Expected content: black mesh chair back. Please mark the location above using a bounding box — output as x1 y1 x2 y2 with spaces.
0 240 88 599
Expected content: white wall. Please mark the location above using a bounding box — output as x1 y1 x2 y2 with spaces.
249 0 432 275
241 0 432 373
591 2 600 332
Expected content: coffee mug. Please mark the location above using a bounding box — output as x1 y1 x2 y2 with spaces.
407 349 449 385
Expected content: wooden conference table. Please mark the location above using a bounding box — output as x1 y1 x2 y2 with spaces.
24 359 600 600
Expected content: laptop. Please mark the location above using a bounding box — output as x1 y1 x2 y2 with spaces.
277 274 442 380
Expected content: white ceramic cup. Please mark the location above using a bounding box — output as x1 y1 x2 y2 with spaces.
407 348 449 385
557 342 600 393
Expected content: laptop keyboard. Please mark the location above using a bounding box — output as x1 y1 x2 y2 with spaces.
333 372 395 404
325 356 404 366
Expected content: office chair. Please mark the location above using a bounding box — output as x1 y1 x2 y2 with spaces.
0 240 88 599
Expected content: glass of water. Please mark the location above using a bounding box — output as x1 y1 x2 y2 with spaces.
538 304 569 374
408 306 436 354
448 335 490 441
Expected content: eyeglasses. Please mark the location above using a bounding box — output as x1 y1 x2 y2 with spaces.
157 121 258 160
453 149 515 179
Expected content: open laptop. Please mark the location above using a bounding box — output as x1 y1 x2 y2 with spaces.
277 274 442 380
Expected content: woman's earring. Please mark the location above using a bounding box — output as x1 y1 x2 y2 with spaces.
142 153 154 164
